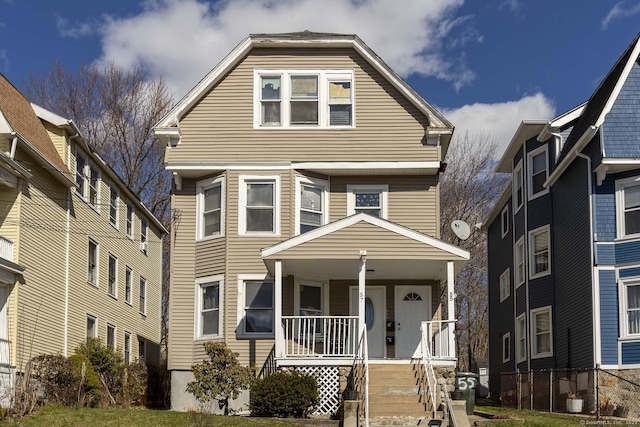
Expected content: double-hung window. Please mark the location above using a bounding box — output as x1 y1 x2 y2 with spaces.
88 238 98 286
75 153 87 194
239 175 280 235
125 266 132 305
140 218 148 254
528 146 548 200
516 314 526 362
196 275 223 338
347 184 388 218
126 204 134 239
296 177 328 234
615 176 640 238
255 70 354 128
501 205 509 238
88 165 99 208
531 306 552 358
109 186 119 227
513 161 523 211
124 332 131 364
238 275 274 337
529 225 550 278
75 151 100 208
138 338 146 361
139 277 146 316
196 176 224 239
86 314 97 338
621 279 640 337
108 253 117 297
502 333 511 363
500 269 510 302
515 237 525 286
106 323 116 351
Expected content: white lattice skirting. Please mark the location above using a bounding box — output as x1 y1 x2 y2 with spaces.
294 366 340 416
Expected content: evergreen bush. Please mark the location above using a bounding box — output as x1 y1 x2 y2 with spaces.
250 370 318 418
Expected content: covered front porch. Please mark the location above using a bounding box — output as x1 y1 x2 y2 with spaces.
261 214 469 367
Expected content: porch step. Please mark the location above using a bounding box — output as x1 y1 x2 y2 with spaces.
367 414 444 426
367 363 434 419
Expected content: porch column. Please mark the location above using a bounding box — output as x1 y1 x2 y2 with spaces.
358 250 367 336
274 259 284 358
447 261 456 358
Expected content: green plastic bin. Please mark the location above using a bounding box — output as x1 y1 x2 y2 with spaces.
454 372 479 415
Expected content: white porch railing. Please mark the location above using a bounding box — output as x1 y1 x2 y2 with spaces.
0 338 10 366
421 319 457 360
0 237 13 262
282 316 358 358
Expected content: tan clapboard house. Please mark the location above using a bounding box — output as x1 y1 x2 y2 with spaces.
0 74 165 401
155 32 469 422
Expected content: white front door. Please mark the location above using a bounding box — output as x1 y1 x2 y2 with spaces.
350 286 386 358
395 285 431 358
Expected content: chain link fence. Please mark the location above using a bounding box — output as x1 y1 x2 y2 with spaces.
493 368 640 421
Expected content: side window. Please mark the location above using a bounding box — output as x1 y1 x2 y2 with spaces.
110 186 119 228
527 146 549 200
126 204 134 239
108 253 117 298
125 266 132 305
516 314 527 362
513 161 523 211
140 218 148 254
621 279 640 338
296 177 328 234
86 314 97 338
347 184 388 218
196 176 225 240
239 175 280 235
615 176 640 238
88 238 99 286
196 275 223 338
529 225 550 278
502 333 511 363
139 277 146 315
500 268 510 302
514 237 525 287
501 205 509 238
238 276 274 337
531 306 552 358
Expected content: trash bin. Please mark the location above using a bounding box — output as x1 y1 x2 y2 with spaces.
455 372 479 415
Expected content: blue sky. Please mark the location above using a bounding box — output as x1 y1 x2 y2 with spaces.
1 0 639 155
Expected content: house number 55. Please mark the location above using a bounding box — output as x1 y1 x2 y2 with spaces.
456 377 477 390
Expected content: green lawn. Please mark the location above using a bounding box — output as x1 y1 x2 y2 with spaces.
476 405 595 427
3 406 334 427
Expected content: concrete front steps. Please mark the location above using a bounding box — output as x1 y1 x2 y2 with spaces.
366 363 445 426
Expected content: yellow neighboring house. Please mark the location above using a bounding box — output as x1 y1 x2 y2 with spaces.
155 32 469 422
0 74 165 403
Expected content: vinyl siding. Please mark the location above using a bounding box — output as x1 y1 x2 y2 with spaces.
43 122 69 168
621 341 640 364
598 269 618 365
169 48 438 164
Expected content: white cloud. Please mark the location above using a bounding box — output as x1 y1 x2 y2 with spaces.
93 0 475 98
441 93 556 158
56 16 96 38
602 1 640 30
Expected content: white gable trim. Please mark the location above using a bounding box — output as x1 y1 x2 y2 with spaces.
261 213 469 259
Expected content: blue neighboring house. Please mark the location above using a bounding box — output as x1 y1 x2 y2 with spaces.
485 32 640 395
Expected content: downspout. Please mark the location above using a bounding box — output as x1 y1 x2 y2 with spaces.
9 135 18 159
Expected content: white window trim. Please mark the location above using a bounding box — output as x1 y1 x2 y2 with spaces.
615 175 640 240
346 184 389 219
502 332 511 363
125 266 132 306
253 69 355 129
499 268 511 302
529 225 551 279
194 274 224 340
531 306 553 359
527 145 549 201
139 276 147 316
140 218 148 254
501 205 509 238
516 313 527 363
88 238 99 287
237 274 274 338
196 175 225 241
109 185 119 229
619 277 640 339
108 253 118 299
293 277 330 316
513 160 523 213
75 150 101 211
138 337 146 361
124 331 131 364
295 176 329 235
238 175 281 236
515 237 525 288
86 314 97 338
126 203 135 240
106 323 116 351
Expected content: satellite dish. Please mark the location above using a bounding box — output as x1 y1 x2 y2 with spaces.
451 220 471 240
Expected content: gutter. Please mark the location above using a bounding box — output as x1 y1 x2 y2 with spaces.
545 125 597 188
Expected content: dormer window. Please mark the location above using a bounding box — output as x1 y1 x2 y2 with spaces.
528 146 549 200
255 70 354 128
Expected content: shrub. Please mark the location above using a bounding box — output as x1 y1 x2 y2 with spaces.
122 360 147 407
68 354 101 406
75 338 124 405
31 354 75 406
186 342 254 415
250 370 318 418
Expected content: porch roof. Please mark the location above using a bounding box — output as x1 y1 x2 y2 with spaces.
261 214 469 281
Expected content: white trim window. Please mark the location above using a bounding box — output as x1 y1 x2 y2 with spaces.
124 331 131 364
106 323 116 351
513 160 523 212
239 175 280 235
501 205 509 238
531 306 553 358
75 150 100 209
615 176 640 238
621 278 640 337
139 276 146 316
195 275 224 339
347 184 388 218
86 314 97 338
238 275 274 337
254 70 354 128
108 253 117 298
516 314 527 363
295 176 329 234
502 332 511 363
294 279 329 318
88 164 100 207
109 185 119 228
515 237 525 287
528 146 549 200
138 338 146 361
126 203 134 239
529 225 550 278
140 218 148 254
196 176 225 240
500 268 510 302
125 266 132 305
88 238 98 286
75 152 87 193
